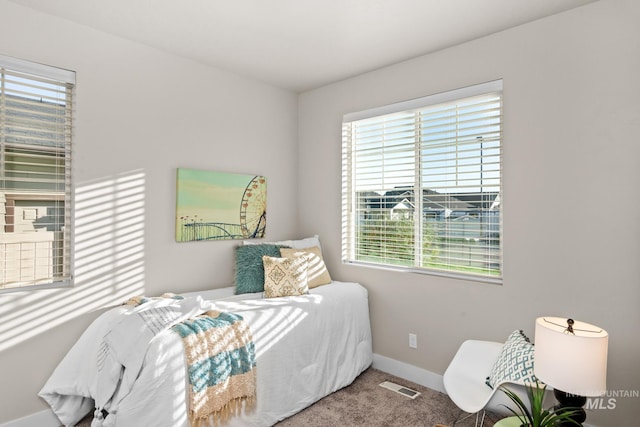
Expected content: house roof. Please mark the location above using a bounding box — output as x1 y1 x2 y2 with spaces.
363 187 499 212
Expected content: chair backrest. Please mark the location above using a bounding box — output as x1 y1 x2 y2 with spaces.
443 339 539 416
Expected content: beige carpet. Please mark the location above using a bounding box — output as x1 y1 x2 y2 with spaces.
275 368 496 427
71 368 497 426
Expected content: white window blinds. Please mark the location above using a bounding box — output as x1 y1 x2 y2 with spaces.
342 80 502 282
0 55 75 292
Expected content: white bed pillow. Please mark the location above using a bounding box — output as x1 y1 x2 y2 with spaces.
280 246 331 288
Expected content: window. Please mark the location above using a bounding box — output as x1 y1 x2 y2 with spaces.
0 55 75 292
342 80 502 282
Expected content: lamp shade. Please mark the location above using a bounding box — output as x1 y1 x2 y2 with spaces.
534 317 608 397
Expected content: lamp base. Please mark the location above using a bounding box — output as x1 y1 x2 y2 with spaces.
553 389 587 427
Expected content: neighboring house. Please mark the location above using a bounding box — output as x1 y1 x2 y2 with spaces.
358 186 500 241
0 93 68 289
390 198 414 220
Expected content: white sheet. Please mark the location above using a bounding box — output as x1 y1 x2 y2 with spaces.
40 281 373 427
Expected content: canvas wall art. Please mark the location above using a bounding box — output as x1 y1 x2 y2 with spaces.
175 168 267 242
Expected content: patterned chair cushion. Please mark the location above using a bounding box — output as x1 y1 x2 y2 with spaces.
486 330 537 389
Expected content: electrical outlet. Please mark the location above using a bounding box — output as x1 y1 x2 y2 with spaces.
409 333 417 349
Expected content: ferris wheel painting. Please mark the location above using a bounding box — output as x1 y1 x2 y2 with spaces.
175 168 267 242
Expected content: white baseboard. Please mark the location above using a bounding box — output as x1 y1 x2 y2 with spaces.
372 352 446 393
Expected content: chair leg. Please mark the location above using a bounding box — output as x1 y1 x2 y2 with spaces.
452 410 476 426
452 409 489 427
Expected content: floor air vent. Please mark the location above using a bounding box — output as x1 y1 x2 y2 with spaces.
379 381 421 399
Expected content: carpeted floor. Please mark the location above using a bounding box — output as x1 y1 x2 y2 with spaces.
71 368 497 426
275 368 496 427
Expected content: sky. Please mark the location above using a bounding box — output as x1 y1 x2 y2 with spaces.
175 168 255 224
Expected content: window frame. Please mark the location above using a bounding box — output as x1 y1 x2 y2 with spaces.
0 55 75 293
341 80 503 284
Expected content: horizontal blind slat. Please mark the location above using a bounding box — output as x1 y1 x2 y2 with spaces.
342 82 502 281
1 57 73 291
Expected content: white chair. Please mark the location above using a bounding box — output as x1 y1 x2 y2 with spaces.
443 340 528 427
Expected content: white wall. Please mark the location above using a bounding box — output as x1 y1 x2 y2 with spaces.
2 0 639 425
298 0 640 425
0 1 298 423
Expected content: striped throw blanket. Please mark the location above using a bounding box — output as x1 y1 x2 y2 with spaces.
172 310 257 427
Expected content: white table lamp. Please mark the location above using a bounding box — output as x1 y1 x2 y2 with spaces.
534 317 608 426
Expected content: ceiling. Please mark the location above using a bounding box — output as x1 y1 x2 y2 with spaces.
9 0 596 92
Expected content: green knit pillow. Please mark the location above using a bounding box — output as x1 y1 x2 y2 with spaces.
235 244 289 294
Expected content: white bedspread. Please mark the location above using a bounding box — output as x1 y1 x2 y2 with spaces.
40 281 373 427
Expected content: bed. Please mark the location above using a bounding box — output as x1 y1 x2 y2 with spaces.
40 280 373 427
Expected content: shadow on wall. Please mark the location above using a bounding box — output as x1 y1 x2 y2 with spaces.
0 170 147 353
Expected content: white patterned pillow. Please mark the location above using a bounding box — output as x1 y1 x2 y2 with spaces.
262 255 309 298
486 330 537 389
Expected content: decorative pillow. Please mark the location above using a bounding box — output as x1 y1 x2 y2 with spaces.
242 235 322 250
262 255 309 298
486 330 537 389
235 244 289 294
280 246 332 288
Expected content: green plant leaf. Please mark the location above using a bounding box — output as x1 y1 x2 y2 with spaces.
499 380 584 427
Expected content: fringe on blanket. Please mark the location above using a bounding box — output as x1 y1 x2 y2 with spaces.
123 293 184 307
174 310 257 427
191 395 256 427
120 295 257 425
